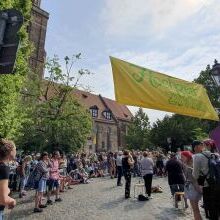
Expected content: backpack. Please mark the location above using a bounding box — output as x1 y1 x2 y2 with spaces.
202 153 220 185
138 194 149 201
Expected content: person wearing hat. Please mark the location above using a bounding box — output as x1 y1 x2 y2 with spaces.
116 151 123 186
181 151 202 220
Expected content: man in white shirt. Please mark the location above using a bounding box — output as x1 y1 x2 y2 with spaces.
116 151 123 186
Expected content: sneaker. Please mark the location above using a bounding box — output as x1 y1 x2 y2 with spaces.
34 208 43 213
55 198 62 202
47 200 53 205
39 205 47 209
148 196 153 199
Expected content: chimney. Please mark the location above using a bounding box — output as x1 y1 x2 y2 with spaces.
32 0 41 7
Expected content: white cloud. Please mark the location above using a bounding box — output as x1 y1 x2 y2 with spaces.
101 0 211 37
83 31 220 123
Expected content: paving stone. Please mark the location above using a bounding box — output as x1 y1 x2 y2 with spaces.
5 177 201 220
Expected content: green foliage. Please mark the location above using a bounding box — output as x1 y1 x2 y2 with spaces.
0 0 32 140
149 63 219 151
150 114 208 151
194 64 220 109
192 128 208 141
125 108 151 150
18 55 92 153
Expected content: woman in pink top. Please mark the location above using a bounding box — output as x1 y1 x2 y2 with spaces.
47 151 62 205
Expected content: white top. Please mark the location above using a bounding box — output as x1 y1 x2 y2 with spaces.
140 157 154 176
116 155 122 166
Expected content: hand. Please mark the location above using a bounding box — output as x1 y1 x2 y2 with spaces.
8 199 16 209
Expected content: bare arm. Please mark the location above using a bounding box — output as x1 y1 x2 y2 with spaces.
0 180 16 207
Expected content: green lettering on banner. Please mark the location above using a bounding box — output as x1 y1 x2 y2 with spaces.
129 64 146 83
168 93 206 112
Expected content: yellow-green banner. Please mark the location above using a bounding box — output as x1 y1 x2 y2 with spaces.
110 56 219 121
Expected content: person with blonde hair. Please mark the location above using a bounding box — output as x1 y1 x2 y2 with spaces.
0 139 17 220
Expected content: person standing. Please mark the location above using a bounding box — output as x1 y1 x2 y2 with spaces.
165 153 186 208
19 155 32 198
140 151 154 199
47 151 62 205
0 139 17 220
122 150 134 199
181 151 202 220
34 152 51 213
116 151 123 186
192 140 220 220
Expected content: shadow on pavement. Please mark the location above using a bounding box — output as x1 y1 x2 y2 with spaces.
154 207 190 220
99 197 125 210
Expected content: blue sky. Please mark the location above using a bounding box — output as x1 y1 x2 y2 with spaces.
41 0 220 123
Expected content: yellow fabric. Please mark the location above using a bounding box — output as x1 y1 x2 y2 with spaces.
110 57 219 121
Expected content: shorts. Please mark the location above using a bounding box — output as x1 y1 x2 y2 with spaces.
37 178 47 193
184 183 202 201
47 179 59 191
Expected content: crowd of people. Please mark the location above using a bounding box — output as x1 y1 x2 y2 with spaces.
0 138 219 220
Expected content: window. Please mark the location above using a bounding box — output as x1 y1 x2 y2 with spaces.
102 141 105 149
90 106 98 118
103 111 111 120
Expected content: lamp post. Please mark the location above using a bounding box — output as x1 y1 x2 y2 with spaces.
210 60 220 152
210 59 220 88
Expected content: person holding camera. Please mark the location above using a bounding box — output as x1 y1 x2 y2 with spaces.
122 150 134 199
0 139 17 220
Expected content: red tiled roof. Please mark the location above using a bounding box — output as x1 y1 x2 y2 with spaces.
73 89 132 121
41 80 132 122
102 97 133 121
72 89 110 121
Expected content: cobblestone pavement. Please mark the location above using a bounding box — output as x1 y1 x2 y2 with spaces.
5 177 203 220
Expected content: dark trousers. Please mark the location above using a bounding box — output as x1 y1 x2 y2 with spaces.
143 174 153 196
9 174 17 191
203 186 220 220
124 171 131 198
117 166 123 185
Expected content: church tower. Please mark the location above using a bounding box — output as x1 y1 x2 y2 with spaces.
28 0 49 78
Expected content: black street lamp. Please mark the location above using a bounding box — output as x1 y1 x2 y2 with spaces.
210 59 220 87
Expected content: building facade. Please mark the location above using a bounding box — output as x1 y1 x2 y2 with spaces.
73 90 133 153
28 2 132 153
28 0 49 78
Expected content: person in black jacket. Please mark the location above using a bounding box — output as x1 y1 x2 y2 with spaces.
165 153 187 208
122 150 134 199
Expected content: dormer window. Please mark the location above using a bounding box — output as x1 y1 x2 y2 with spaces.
90 106 98 118
103 111 112 120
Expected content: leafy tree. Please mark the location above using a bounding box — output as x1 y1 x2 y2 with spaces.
0 0 32 140
18 55 92 153
125 108 151 150
150 114 208 152
194 64 220 131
